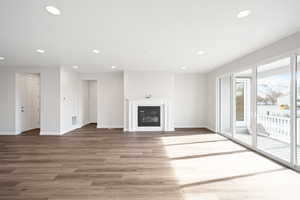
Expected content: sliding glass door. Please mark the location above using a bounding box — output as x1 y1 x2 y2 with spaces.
219 75 232 136
217 53 300 170
256 57 291 162
297 55 300 166
233 69 253 145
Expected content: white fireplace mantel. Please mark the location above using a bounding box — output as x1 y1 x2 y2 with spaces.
126 98 174 132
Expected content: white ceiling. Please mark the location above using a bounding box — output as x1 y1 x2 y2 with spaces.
1 0 300 73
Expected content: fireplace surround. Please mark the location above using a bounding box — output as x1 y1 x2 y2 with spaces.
126 98 174 132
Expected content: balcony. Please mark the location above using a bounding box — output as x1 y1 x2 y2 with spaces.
235 112 300 162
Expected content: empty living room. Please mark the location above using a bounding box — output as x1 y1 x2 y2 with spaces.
1 0 300 199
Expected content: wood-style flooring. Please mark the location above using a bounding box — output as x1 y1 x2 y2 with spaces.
20 129 40 136
1 124 300 200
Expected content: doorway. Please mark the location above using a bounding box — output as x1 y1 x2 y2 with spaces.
15 73 41 136
233 69 252 145
80 80 98 127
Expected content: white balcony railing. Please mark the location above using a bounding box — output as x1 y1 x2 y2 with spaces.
257 114 290 143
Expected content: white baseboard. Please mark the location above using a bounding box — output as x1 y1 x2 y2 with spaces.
0 131 18 135
174 125 216 133
205 126 216 133
79 122 94 128
15 129 22 135
77 123 90 129
60 125 81 135
40 130 61 136
30 125 80 136
97 124 124 129
174 124 208 128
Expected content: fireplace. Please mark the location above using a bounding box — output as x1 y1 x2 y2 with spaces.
138 106 161 127
126 99 173 132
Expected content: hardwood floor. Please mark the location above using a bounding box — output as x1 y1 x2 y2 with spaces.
20 129 40 136
1 124 300 200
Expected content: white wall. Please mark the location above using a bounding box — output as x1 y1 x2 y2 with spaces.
124 71 175 99
207 31 300 131
0 70 15 134
88 81 97 123
123 71 209 129
40 68 61 135
123 71 175 130
1 67 211 134
97 73 123 128
81 72 124 128
0 67 60 135
60 68 81 134
174 74 208 128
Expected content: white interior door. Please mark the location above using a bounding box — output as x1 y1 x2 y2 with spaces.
16 73 26 133
28 74 40 129
16 73 40 133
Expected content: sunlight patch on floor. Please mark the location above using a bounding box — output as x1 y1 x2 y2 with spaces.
159 133 300 200
160 134 225 146
168 152 282 186
161 134 245 159
181 193 220 200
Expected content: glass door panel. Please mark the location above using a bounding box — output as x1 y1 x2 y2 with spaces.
233 69 252 145
257 57 291 162
297 55 300 166
219 75 232 136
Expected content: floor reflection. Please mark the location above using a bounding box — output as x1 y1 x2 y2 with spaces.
160 133 300 200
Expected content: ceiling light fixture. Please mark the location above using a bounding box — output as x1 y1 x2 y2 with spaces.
0 56 5 61
181 66 187 70
36 49 45 53
237 10 251 19
197 50 205 55
72 65 79 69
92 49 100 54
45 6 61 16
111 66 116 69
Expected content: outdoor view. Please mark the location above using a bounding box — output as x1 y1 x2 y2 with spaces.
220 56 300 166
234 69 252 145
257 57 291 162
236 81 245 121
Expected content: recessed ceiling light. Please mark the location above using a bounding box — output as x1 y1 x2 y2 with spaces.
111 66 116 69
92 49 100 54
45 6 61 16
197 50 205 55
181 66 187 70
0 56 5 61
36 49 45 53
237 10 251 19
72 65 79 69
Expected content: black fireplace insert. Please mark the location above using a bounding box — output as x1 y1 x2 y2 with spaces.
138 106 161 127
